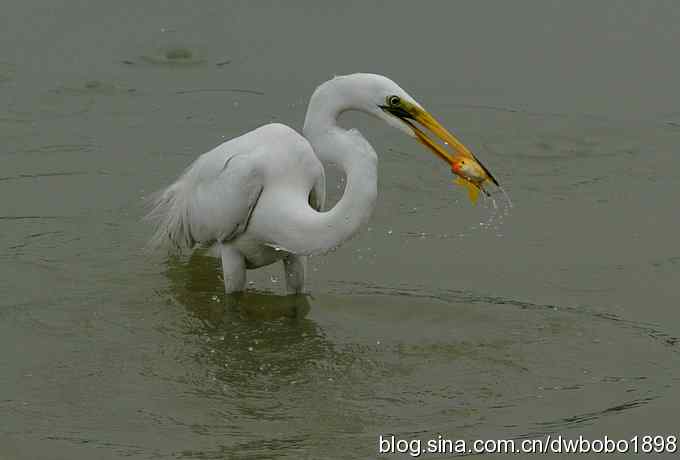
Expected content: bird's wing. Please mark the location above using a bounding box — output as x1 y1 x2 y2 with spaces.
148 123 322 252
187 152 264 245
147 145 265 251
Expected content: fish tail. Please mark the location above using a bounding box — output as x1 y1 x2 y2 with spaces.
454 177 480 204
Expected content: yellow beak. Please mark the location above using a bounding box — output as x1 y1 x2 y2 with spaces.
405 106 500 188
411 108 474 164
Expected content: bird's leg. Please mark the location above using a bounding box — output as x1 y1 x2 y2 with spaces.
219 244 246 294
283 254 307 294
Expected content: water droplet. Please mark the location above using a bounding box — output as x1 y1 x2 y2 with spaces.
270 275 279 284
499 186 514 209
247 346 254 352
387 230 393 235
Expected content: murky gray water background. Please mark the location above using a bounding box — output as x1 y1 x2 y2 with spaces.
1 1 679 459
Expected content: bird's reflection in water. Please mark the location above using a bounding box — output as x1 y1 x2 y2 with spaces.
164 251 312 321
162 252 343 402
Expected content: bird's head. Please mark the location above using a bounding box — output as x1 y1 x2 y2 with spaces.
354 74 500 199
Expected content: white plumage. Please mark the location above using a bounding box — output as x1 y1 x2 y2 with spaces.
148 124 323 251
147 73 485 294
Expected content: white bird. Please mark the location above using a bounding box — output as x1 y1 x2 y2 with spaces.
147 73 496 294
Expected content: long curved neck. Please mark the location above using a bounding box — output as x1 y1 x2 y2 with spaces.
299 77 379 253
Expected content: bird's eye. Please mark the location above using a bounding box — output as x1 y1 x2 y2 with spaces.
388 95 401 106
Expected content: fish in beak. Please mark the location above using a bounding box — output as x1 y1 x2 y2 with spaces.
380 96 499 204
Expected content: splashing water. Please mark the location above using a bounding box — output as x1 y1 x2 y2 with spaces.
477 184 513 235
499 185 514 210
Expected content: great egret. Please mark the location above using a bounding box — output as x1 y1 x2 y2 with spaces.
148 73 497 294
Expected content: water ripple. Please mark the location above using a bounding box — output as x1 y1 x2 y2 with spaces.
327 280 680 351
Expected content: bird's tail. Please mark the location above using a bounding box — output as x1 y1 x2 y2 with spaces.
144 180 195 252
